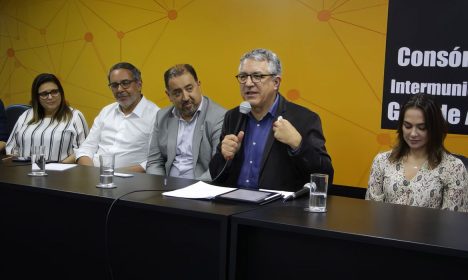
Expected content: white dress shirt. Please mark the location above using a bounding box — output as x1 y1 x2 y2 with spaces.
75 96 159 169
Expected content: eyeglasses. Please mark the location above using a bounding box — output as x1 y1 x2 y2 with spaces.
38 89 60 99
108 79 136 90
235 73 276 84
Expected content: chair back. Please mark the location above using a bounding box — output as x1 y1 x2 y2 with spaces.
5 104 31 138
452 153 468 170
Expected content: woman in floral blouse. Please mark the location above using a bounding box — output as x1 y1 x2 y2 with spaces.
366 93 467 212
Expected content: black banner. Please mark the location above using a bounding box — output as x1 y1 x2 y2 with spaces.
382 0 468 135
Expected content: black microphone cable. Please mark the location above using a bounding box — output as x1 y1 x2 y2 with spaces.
210 158 230 184
104 189 158 280
104 179 178 280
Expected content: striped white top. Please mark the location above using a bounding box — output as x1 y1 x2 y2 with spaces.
5 108 89 162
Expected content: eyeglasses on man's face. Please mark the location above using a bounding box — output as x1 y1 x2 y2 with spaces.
235 73 276 84
108 79 136 90
38 89 60 99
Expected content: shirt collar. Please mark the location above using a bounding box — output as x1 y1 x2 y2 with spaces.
269 94 280 118
249 94 280 120
115 95 147 118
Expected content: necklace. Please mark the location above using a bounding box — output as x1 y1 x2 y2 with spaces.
404 156 427 171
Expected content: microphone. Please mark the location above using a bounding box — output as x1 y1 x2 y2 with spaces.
283 182 315 202
233 101 251 134
211 101 251 183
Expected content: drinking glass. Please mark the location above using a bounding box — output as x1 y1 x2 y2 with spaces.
28 146 47 176
96 154 116 188
305 173 328 213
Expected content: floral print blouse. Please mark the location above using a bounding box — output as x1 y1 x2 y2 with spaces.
366 151 468 212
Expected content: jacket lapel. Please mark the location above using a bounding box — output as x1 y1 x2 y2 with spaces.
192 97 208 169
166 110 179 173
258 95 286 182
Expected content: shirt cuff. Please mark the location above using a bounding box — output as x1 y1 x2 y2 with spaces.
288 141 302 156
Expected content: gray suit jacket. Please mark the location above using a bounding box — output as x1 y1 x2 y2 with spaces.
146 96 226 181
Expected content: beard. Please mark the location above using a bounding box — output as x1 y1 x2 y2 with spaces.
179 101 199 119
115 92 140 111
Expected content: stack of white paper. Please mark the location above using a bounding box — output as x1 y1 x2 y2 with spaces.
162 181 235 199
45 163 77 171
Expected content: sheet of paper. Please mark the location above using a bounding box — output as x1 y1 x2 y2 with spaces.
114 172 134 178
259 188 294 198
45 163 77 171
162 181 235 199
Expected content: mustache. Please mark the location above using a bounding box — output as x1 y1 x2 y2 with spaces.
116 92 129 98
182 100 193 106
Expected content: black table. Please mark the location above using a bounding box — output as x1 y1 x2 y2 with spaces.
2 159 468 279
0 163 260 279
229 195 468 279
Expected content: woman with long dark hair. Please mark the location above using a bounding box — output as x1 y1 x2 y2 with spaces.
366 93 467 212
6 73 89 163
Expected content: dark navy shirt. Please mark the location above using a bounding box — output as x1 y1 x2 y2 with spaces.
237 95 279 188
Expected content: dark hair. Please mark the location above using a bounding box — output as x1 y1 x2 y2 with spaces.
29 73 71 124
163 64 198 89
389 93 448 168
108 62 142 83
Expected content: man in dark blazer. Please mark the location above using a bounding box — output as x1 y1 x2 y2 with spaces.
146 64 226 181
209 49 333 191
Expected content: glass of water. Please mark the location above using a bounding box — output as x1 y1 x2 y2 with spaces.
96 154 116 188
305 173 328 213
28 145 47 176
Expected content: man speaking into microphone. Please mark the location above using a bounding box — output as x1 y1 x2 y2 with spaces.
209 48 334 192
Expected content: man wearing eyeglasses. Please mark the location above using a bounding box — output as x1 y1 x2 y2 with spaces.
209 48 334 191
76 62 159 172
146 64 225 180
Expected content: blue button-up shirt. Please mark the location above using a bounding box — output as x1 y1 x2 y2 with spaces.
237 95 279 189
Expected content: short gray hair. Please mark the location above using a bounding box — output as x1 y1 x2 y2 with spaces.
238 48 282 75
108 62 142 82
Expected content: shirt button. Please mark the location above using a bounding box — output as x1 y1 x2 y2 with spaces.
253 142 256 145
257 124 260 127
246 179 250 183
249 161 253 164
